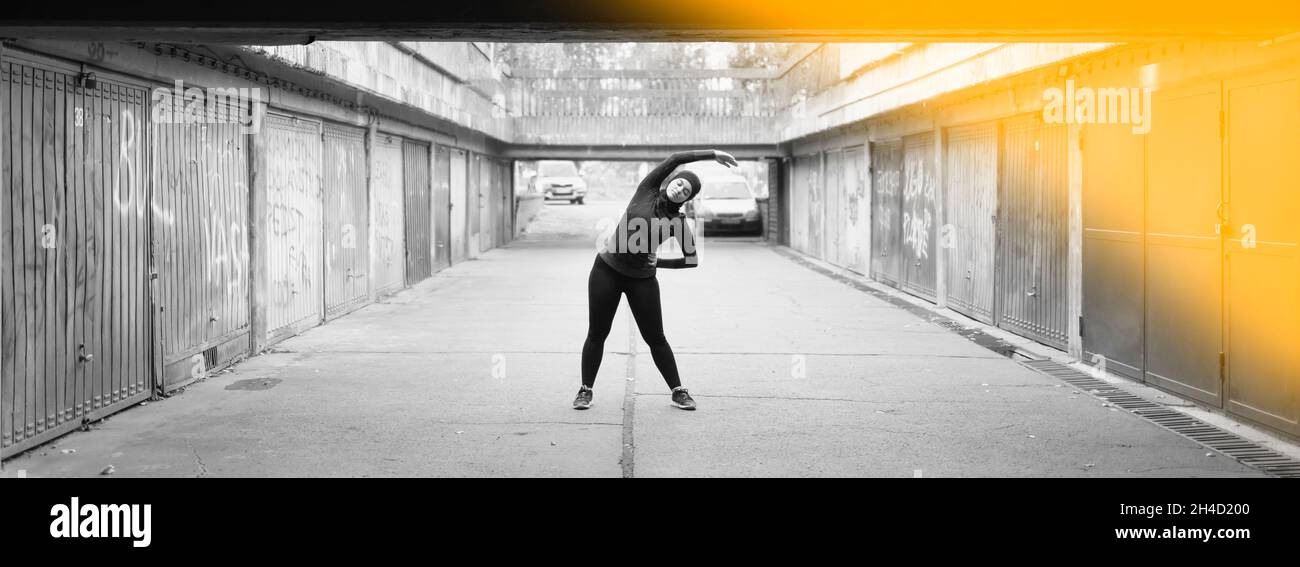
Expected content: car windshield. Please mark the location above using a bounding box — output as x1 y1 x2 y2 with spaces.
702 181 752 199
539 162 579 177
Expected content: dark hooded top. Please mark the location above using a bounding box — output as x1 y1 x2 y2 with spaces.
597 150 715 278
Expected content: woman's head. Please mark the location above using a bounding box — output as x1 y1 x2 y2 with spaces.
661 170 702 204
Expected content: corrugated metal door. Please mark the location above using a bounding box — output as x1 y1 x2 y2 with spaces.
943 123 998 324
997 115 1068 349
264 112 323 342
371 133 405 297
322 123 368 320
152 96 251 390
1144 83 1221 400
3 57 152 456
901 132 938 302
403 140 432 284
1082 119 1145 381
432 145 451 269
824 150 843 267
870 140 903 286
449 149 467 263
1224 69 1300 436
842 146 866 275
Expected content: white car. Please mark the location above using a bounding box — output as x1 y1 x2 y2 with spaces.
691 173 761 235
535 160 588 204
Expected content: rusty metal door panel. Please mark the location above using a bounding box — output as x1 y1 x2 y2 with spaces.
943 123 998 324
842 146 867 275
264 113 323 342
152 98 251 389
322 123 368 320
403 140 432 284
2 58 151 457
1225 69 1300 435
433 145 451 269
449 149 467 263
824 150 843 267
372 134 405 296
901 132 938 302
870 140 903 286
998 115 1068 349
1146 84 1224 400
1081 120 1145 380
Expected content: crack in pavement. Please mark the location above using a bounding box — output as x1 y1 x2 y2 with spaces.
621 309 638 479
635 393 894 404
635 393 1071 406
433 421 622 427
668 352 1002 360
270 350 585 355
189 441 209 478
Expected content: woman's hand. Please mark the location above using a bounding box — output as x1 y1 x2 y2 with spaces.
713 150 738 168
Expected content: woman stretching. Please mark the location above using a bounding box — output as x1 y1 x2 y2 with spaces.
574 149 738 411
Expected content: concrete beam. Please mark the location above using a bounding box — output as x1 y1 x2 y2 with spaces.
501 144 787 161
2 1 1297 42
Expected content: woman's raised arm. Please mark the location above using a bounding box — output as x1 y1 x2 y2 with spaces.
639 149 738 191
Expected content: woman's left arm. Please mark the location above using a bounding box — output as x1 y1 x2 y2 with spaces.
639 149 739 194
657 214 699 270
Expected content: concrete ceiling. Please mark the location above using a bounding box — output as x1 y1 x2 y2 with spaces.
2 0 1298 44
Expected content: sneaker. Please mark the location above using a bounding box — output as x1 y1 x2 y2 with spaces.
670 387 697 411
573 386 594 410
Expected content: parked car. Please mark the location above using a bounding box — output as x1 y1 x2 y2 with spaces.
692 173 762 235
535 160 587 204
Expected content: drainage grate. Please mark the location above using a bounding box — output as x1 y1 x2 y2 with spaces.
1021 359 1300 478
203 346 219 370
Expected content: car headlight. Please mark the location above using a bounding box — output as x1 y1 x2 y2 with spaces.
744 209 759 220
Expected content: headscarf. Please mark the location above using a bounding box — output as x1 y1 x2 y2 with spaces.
654 170 702 217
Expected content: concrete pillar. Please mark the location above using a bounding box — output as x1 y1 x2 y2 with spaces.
862 138 873 274
1 43 6 382
428 139 446 269
764 157 782 243
247 99 270 354
366 117 378 303
934 119 948 309
1067 121 1084 359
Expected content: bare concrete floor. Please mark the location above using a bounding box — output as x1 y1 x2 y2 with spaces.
0 201 1263 477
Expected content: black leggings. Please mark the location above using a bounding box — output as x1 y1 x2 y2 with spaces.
582 256 681 389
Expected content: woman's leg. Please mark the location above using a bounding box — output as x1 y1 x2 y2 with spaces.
582 258 623 388
624 275 682 390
